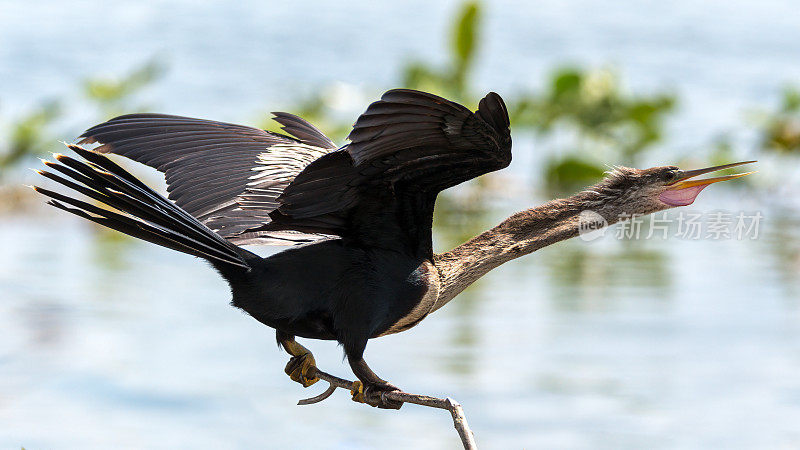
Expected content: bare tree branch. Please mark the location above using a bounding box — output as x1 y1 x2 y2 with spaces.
297 367 477 450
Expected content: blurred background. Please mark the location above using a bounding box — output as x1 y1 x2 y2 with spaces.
2 0 800 448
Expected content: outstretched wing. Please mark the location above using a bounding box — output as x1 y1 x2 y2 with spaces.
77 112 338 245
259 89 512 241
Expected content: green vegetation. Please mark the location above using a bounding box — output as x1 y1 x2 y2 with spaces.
0 100 61 170
758 86 800 153
83 57 166 120
0 57 164 175
403 0 480 104
513 67 676 193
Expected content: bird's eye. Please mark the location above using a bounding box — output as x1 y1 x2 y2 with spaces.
664 170 681 183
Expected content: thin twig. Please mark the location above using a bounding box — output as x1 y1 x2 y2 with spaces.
297 367 477 450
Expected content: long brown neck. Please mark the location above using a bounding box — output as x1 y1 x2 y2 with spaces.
432 189 628 309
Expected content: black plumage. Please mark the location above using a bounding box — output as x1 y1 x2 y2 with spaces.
76 112 335 244
35 89 512 408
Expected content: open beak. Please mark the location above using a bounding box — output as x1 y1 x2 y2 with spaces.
659 160 756 206
666 160 757 190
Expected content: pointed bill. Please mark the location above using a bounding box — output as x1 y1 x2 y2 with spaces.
666 161 756 191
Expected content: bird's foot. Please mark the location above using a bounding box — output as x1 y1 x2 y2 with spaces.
350 380 403 409
284 352 319 387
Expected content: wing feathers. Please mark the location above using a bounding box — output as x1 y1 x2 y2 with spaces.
76 113 336 245
275 89 512 229
270 112 337 149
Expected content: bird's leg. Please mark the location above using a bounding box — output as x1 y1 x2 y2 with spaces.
348 355 403 410
278 332 319 388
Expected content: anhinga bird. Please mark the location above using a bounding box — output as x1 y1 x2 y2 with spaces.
33 89 753 409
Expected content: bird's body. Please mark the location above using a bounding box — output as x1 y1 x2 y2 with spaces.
34 89 753 408
228 240 437 342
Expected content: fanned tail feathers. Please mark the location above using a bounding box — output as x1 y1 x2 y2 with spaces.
33 145 251 270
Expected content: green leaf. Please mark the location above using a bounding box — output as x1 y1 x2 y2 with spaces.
0 100 61 169
451 1 480 70
544 156 606 193
83 57 166 110
782 86 800 113
552 69 582 98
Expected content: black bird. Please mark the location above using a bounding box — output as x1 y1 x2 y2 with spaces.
34 89 754 409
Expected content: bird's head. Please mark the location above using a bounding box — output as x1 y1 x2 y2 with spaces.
586 161 756 216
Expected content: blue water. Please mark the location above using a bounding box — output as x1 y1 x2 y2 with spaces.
2 1 800 448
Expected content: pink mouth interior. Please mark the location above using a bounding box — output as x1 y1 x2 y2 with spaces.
658 184 709 206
